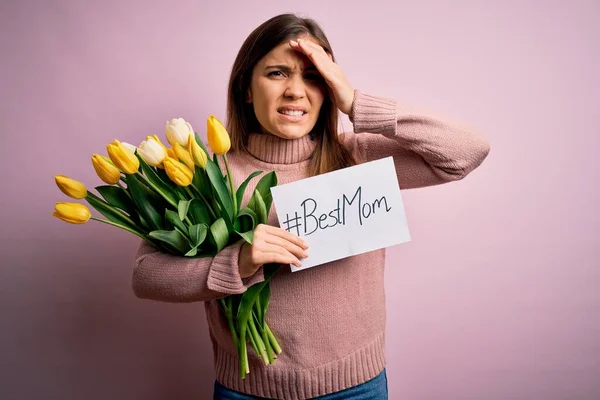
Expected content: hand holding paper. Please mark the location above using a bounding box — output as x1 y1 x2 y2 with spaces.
270 156 411 272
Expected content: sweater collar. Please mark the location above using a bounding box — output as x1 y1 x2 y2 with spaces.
246 133 317 164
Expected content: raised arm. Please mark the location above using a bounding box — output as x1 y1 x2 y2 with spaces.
343 90 491 189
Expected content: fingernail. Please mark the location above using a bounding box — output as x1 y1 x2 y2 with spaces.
290 40 298 46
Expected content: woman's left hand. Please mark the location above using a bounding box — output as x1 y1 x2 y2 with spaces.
289 38 355 116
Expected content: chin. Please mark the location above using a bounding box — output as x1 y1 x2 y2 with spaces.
269 125 312 140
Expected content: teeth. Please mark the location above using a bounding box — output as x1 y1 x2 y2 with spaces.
280 109 304 116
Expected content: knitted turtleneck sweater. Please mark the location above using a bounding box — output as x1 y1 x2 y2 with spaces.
131 90 490 399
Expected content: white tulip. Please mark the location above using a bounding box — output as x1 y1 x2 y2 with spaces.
137 137 167 167
121 142 138 154
165 118 194 147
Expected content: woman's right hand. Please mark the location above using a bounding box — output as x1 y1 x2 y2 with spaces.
238 224 309 278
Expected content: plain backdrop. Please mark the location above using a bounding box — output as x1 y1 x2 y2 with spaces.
1 0 598 399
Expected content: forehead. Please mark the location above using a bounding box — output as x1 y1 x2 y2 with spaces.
258 36 322 68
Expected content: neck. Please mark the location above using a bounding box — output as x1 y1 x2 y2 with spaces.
245 133 317 164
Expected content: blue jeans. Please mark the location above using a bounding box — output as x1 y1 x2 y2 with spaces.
213 368 388 399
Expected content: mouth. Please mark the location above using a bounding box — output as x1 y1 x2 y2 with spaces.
277 107 307 117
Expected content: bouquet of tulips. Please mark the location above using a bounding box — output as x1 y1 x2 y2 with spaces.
53 115 281 378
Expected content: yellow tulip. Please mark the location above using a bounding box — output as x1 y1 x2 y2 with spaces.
172 142 195 170
107 139 140 174
188 135 207 168
207 115 231 155
166 148 176 159
54 175 87 199
163 157 193 186
91 154 121 184
52 202 91 224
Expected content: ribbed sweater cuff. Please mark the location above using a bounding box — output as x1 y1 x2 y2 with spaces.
351 90 397 136
207 240 265 294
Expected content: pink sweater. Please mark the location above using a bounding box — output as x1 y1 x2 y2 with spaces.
131 90 490 399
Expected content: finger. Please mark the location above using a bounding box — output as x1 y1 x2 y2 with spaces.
291 39 328 66
264 252 302 267
263 225 309 249
265 234 309 259
260 244 302 267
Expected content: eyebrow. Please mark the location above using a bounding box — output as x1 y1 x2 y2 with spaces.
264 64 318 72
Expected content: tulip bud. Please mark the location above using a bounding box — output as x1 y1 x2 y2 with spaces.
163 157 193 186
148 135 168 154
207 115 231 155
54 175 87 199
121 142 138 153
107 139 140 174
165 118 194 147
188 135 207 168
52 202 91 224
138 137 167 167
91 154 121 184
172 141 195 170
166 147 176 159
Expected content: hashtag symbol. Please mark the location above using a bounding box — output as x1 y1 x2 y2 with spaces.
282 212 302 236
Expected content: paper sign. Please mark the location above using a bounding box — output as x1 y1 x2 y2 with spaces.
270 156 411 272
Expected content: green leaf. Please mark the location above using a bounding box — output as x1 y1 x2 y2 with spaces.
178 199 192 221
248 189 268 225
148 229 189 254
165 209 188 237
209 218 229 252
236 207 257 230
192 165 214 201
85 191 138 231
185 247 198 257
189 223 208 247
258 283 271 328
236 170 263 208
206 161 234 222
235 230 254 244
234 207 256 236
255 171 277 212
187 198 212 226
136 152 179 206
95 185 135 213
125 174 164 231
194 132 210 157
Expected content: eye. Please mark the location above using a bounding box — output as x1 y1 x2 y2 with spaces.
267 71 285 78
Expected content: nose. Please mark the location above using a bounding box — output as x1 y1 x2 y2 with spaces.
284 74 306 99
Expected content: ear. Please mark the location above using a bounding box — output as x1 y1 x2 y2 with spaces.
246 88 252 103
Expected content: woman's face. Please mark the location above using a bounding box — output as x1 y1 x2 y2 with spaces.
247 36 327 140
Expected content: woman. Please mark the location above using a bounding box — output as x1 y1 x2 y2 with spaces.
132 13 490 400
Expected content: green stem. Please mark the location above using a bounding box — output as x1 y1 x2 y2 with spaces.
116 182 133 201
134 171 178 208
190 185 218 220
221 298 239 352
183 186 195 199
86 191 138 227
240 331 249 378
248 315 268 365
265 323 282 354
90 217 147 241
223 154 237 216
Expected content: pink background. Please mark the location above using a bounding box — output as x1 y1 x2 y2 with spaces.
2 0 598 399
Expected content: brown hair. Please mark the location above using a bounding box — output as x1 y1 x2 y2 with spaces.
226 13 356 176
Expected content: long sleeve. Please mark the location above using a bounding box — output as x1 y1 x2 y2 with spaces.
344 90 490 189
131 239 265 303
